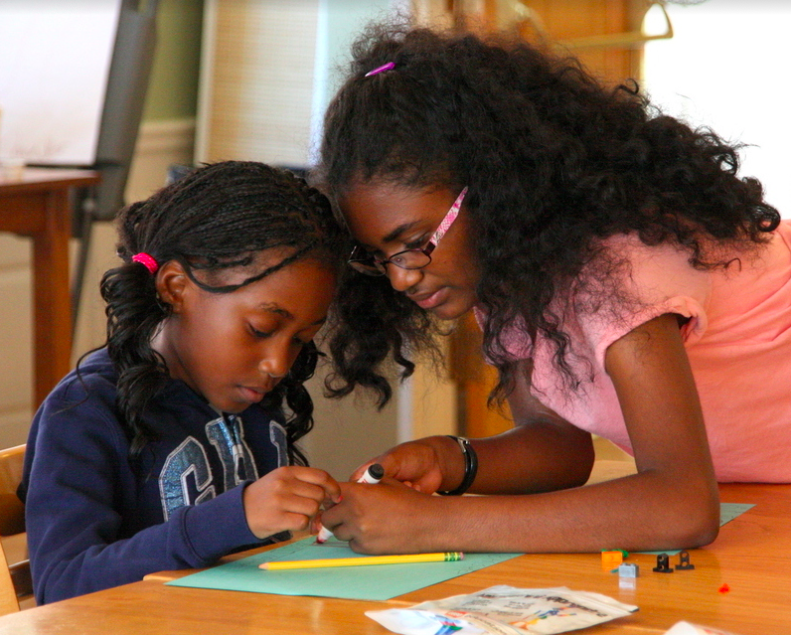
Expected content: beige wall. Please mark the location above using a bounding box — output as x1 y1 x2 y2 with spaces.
0 235 34 447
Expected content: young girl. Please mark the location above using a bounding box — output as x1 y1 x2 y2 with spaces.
316 24 791 555
20 161 347 603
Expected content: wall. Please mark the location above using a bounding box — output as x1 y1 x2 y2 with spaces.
309 0 410 159
196 0 320 165
0 0 203 450
142 0 204 123
0 223 32 447
643 2 790 219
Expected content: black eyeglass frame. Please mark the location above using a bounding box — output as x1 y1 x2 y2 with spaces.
347 186 468 276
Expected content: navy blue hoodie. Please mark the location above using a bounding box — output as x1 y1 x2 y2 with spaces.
19 348 290 604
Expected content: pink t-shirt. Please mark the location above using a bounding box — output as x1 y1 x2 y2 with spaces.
482 220 791 483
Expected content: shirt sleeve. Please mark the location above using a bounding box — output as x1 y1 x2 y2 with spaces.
23 392 263 605
579 235 713 367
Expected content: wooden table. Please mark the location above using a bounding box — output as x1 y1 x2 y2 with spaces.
0 480 787 634
0 168 100 408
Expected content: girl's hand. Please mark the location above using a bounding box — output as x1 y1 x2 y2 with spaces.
320 478 439 553
242 466 341 539
350 436 465 495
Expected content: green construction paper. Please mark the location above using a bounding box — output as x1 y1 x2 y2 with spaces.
167 537 522 601
719 502 754 525
168 504 755 599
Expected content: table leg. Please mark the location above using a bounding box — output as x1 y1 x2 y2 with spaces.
31 189 72 408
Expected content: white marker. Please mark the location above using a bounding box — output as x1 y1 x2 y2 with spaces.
315 463 385 543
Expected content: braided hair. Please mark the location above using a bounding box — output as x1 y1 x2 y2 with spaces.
318 21 781 404
100 161 347 461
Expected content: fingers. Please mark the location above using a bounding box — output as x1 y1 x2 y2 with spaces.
309 513 325 535
320 477 396 532
349 440 447 493
243 467 342 539
319 479 430 553
286 465 342 503
265 470 337 515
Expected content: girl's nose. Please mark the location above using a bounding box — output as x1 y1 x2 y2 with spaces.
259 345 290 378
386 265 422 293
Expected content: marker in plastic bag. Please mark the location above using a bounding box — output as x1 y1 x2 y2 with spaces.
316 463 385 543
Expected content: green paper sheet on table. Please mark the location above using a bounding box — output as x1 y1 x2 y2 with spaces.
719 502 753 525
168 503 753 600
167 537 522 601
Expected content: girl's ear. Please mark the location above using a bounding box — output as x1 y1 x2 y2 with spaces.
155 260 190 314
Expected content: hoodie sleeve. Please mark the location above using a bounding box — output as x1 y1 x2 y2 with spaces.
22 390 266 605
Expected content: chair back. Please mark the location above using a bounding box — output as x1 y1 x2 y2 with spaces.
0 444 30 615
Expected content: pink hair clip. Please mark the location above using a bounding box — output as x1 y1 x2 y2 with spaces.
365 61 395 77
132 252 159 275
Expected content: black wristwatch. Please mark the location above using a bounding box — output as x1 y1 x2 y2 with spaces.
437 435 478 496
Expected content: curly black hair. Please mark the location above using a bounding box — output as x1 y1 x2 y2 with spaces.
100 161 348 461
317 22 780 403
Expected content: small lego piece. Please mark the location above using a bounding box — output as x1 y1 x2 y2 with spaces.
616 562 640 578
653 553 674 573
601 550 624 572
718 583 730 593
675 550 695 570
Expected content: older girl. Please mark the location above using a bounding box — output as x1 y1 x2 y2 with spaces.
317 24 790 555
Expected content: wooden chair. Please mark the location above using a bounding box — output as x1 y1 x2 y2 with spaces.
0 444 32 615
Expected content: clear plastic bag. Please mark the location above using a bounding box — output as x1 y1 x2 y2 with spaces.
367 585 638 635
664 622 742 635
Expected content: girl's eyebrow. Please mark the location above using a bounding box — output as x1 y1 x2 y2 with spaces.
257 302 293 320
258 302 327 327
382 221 420 244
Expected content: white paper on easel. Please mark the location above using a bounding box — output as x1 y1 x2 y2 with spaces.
0 0 121 165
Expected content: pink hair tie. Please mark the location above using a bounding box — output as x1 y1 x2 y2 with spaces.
365 61 395 77
132 252 159 275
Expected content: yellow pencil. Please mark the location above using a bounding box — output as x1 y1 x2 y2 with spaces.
259 552 464 570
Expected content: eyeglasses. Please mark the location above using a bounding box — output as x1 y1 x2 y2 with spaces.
348 186 468 276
